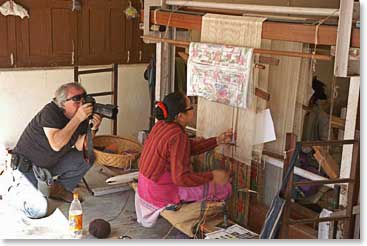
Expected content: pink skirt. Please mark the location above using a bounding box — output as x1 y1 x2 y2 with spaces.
137 172 232 208
135 172 232 227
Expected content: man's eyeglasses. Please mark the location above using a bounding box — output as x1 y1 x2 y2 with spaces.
65 93 86 102
183 106 194 112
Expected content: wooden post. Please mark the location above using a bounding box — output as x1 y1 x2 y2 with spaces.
143 0 162 43
279 133 297 238
312 146 339 179
353 191 360 238
170 26 177 92
112 64 118 135
155 41 173 101
334 0 354 77
342 141 359 238
74 66 79 82
338 76 360 238
142 35 333 61
339 77 359 206
155 0 173 101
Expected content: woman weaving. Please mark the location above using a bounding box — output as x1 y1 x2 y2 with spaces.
135 91 234 227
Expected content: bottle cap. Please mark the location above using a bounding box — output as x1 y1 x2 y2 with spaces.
73 193 78 200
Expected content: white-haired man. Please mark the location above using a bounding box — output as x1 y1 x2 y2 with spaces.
5 82 102 218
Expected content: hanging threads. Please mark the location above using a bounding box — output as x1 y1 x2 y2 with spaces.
311 9 339 73
310 10 338 168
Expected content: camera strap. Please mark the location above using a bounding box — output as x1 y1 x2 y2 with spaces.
83 123 96 165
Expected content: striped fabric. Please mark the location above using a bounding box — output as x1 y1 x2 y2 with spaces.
259 196 286 239
139 120 216 187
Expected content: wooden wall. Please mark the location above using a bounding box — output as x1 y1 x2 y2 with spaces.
0 0 155 68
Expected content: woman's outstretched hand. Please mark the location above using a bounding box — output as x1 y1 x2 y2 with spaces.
216 128 236 145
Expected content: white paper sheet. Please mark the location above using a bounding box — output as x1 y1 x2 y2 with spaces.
254 108 276 145
205 224 258 239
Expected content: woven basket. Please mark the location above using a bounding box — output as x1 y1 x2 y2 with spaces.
93 135 142 168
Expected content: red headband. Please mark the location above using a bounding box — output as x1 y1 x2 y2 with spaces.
156 101 168 119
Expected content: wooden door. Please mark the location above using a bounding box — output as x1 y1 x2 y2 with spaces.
130 0 155 64
77 0 127 65
15 0 76 67
77 0 154 65
0 0 16 68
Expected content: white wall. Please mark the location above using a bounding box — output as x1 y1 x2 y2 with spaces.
0 64 150 150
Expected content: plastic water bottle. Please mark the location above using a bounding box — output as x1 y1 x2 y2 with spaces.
69 193 83 239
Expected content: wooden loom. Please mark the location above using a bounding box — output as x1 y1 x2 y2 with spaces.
141 0 360 239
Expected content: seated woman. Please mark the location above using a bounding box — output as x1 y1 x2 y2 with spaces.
135 91 233 227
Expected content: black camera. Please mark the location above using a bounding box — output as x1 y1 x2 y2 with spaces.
84 95 118 120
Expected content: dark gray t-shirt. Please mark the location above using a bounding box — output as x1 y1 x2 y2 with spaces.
14 101 88 168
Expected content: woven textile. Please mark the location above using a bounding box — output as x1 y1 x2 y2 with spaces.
201 14 265 48
187 42 253 108
197 14 266 164
195 14 266 226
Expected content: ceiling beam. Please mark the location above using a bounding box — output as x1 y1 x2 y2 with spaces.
166 0 340 17
142 10 360 48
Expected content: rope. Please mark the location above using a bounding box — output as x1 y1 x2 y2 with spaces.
162 0 191 39
326 76 337 153
107 190 131 222
310 9 339 72
162 225 175 239
308 9 338 165
193 204 210 238
153 8 159 25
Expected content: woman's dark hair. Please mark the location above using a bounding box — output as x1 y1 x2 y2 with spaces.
309 76 327 106
154 91 187 122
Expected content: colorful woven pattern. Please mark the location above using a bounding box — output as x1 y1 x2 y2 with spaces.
187 42 253 109
192 151 253 225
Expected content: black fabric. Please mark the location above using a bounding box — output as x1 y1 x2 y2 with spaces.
84 124 95 164
144 55 156 130
13 101 88 168
144 55 156 88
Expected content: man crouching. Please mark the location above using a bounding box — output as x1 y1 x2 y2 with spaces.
4 82 101 218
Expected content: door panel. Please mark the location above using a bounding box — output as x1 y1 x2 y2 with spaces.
0 0 16 68
16 0 76 67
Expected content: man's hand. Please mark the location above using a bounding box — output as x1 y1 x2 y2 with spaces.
44 103 93 152
74 103 93 123
90 114 102 130
216 128 236 145
211 169 230 185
